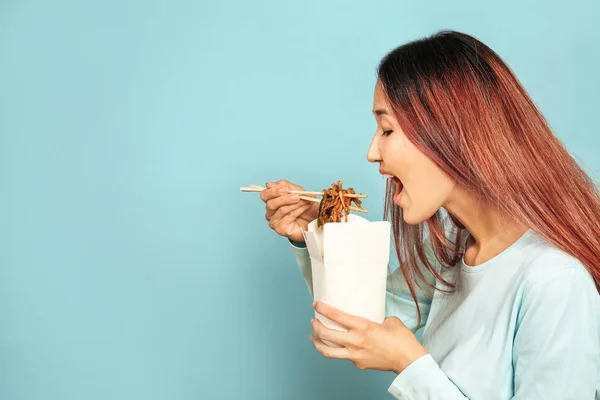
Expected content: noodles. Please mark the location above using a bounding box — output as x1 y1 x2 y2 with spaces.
317 180 363 228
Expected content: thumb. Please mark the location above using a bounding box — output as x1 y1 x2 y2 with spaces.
383 317 404 327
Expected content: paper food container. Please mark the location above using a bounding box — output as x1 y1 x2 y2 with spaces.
302 214 391 345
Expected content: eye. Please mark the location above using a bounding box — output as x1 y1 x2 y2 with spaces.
382 130 393 136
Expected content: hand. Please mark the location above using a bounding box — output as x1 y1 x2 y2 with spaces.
310 301 428 374
260 179 320 243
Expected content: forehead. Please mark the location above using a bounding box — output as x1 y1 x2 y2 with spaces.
373 82 390 108
373 82 393 118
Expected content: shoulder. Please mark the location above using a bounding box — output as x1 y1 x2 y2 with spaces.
517 231 596 297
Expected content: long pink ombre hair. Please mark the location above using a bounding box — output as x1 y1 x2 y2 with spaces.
378 31 600 326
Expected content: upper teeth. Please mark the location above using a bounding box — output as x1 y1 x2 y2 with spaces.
382 174 393 179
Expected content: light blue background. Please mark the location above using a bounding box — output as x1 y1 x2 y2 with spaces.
1 0 598 399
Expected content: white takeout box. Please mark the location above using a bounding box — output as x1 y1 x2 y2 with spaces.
302 214 391 343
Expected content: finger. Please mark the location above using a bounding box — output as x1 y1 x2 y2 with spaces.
265 193 301 218
263 180 307 201
383 316 405 328
260 187 286 204
309 334 351 360
277 203 314 230
311 318 356 348
276 179 308 193
277 202 314 231
269 203 312 236
268 199 310 225
314 302 368 331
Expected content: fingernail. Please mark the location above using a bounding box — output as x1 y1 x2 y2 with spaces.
290 194 299 201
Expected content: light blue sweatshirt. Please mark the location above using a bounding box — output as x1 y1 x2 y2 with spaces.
289 229 600 399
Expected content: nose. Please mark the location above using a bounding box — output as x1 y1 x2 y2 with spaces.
367 134 381 163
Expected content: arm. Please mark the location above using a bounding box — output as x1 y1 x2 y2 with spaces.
386 240 470 399
291 227 470 398
388 354 469 399
288 239 313 297
512 267 599 399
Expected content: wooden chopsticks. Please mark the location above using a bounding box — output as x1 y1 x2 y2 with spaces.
240 184 368 213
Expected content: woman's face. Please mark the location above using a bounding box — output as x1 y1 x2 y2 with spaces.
367 81 455 224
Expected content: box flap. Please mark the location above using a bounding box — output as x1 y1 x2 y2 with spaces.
302 230 323 262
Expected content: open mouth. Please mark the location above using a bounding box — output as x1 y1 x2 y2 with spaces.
382 174 404 205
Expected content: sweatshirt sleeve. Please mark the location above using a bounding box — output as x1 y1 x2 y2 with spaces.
387 354 469 399
288 239 314 298
511 266 599 399
385 240 469 399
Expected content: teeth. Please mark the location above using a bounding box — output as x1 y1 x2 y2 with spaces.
381 174 393 179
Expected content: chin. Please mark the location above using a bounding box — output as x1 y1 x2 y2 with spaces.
402 212 423 225
402 209 436 225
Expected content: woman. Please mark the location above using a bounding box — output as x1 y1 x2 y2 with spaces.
260 30 600 399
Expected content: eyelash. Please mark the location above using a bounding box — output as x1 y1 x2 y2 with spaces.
382 130 393 136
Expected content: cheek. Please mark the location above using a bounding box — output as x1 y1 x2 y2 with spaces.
404 161 453 222
383 136 453 216
382 137 412 172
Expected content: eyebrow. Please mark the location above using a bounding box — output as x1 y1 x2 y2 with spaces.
372 109 389 116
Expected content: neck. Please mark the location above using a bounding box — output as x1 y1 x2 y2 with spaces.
443 186 529 265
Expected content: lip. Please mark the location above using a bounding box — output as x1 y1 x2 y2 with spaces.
379 168 393 176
